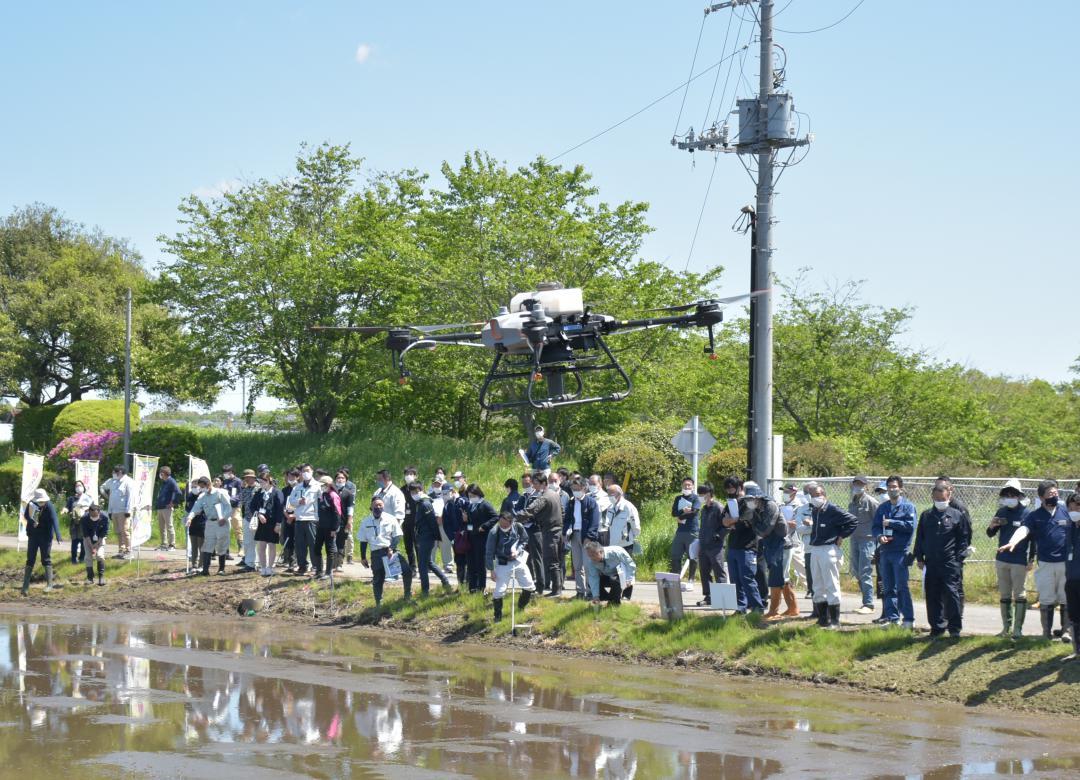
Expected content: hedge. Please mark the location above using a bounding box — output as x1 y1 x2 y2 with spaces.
127 425 205 476
705 447 749 487
575 420 685 492
12 404 67 451
594 445 674 503
0 455 65 506
51 400 140 444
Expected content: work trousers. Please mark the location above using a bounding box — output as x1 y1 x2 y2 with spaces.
1066 579 1080 624
542 529 563 594
281 520 295 564
880 551 914 623
810 544 842 606
293 521 317 573
371 547 412 604
924 561 963 634
467 535 487 593
698 545 728 599
156 507 176 547
1034 561 1067 606
188 535 203 568
568 533 587 596
111 512 131 554
257 541 277 571
84 536 107 563
26 534 54 569
401 516 418 569
996 560 1028 601
435 527 454 570
202 518 230 556
726 548 764 612
597 574 633 605
230 507 243 551
669 530 698 581
525 526 546 593
786 536 806 586
70 536 84 564
761 535 787 588
242 516 257 568
849 537 876 607
492 558 535 598
802 540 814 596
313 527 337 576
417 536 450 593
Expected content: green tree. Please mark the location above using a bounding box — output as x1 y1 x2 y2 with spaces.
0 204 221 407
159 143 424 433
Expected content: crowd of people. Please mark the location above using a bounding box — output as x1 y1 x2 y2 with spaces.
16 447 1080 659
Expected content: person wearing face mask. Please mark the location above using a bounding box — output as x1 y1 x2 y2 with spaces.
522 426 561 477
105 465 136 560
313 476 341 580
695 481 728 607
517 472 564 597
357 497 413 606
670 477 701 593
21 489 62 595
721 483 763 614
914 482 972 638
605 484 641 558
184 479 207 573
429 467 447 497
743 484 790 620
451 470 467 494
871 476 917 628
186 476 233 575
154 466 183 552
1062 493 1080 661
778 484 806 594
847 477 881 615
1000 479 1071 642
399 466 420 571
280 469 300 571
514 473 545 592
236 469 259 573
563 477 602 598
437 482 461 579
286 464 321 576
250 473 284 576
986 478 1032 638
464 485 500 593
333 470 356 571
80 504 109 586
62 480 92 564
413 480 452 594
793 482 817 601
220 464 244 559
486 512 535 620
806 485 859 629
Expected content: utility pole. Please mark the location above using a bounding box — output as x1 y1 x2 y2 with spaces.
672 0 811 490
123 288 132 471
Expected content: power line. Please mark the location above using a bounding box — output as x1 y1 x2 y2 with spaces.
549 45 750 163
684 155 719 271
776 0 867 34
673 15 708 138
700 8 737 131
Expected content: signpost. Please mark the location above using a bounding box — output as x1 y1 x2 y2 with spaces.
670 416 717 484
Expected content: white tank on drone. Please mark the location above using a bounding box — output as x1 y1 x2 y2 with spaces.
509 284 584 318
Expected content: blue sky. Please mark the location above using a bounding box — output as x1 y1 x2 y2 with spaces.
2 0 1077 413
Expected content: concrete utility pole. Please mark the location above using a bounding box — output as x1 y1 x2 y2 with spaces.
672 0 811 489
123 287 132 471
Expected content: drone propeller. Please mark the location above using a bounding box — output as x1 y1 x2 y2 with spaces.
309 322 482 335
640 289 770 313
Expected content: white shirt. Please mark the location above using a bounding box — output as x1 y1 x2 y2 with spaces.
573 499 583 531
287 480 321 522
106 475 136 515
373 482 406 522
356 512 401 550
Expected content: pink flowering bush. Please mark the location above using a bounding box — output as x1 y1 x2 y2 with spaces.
47 430 122 473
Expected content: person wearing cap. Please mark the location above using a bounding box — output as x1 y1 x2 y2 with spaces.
914 481 972 638
61 480 92 564
743 484 791 621
872 475 917 628
522 426 561 477
236 469 259 573
806 484 859 629
778 483 806 592
999 479 1071 642
356 496 413 606
793 482 818 600
21 489 62 595
451 470 467 493
154 465 183 552
80 503 109 586
517 472 565 597
220 464 244 558
486 512 535 620
722 484 765 614
987 478 1032 638
847 476 881 615
1063 492 1080 661
105 464 136 560
186 476 233 575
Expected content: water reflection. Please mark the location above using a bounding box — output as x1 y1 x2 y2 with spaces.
0 611 1077 779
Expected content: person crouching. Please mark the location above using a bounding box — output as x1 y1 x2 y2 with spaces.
485 512 535 621
584 541 637 606
81 504 109 586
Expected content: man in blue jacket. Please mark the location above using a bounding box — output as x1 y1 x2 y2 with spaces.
914 482 973 638
564 477 600 599
22 489 62 595
807 484 859 629
154 465 183 552
871 475 918 629
987 478 1032 638
670 477 701 593
522 426 561 476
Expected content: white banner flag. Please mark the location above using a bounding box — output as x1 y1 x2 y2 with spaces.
188 455 211 485
130 453 159 548
18 452 44 542
74 459 99 504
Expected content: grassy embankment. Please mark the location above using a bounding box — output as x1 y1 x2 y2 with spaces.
1 546 1077 717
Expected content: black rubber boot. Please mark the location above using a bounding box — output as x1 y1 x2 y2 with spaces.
97 560 105 586
21 565 32 596
518 590 532 610
997 599 1012 637
44 565 54 593
1012 599 1027 640
1060 606 1072 643
829 603 841 629
217 555 227 574
493 598 504 621
200 553 211 576
1041 606 1054 640
86 564 95 583
1068 623 1080 661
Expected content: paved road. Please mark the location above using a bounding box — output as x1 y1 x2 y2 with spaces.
1 534 1050 638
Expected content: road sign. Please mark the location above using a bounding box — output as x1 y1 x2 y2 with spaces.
670 416 716 483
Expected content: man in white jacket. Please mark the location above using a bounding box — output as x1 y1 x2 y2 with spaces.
105 465 137 560
185 477 233 575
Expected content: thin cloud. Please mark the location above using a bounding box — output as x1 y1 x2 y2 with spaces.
355 43 372 64
192 179 240 199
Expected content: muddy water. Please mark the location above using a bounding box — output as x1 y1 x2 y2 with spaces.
1 610 1078 780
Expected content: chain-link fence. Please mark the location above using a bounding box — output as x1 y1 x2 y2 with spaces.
794 476 1079 564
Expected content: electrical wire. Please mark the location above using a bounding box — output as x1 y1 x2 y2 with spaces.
775 0 867 34
673 15 708 138
549 45 749 162
683 155 719 271
700 8 737 131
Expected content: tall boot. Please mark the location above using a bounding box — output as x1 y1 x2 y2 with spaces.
44 565 54 593
1067 623 1080 662
1040 606 1054 640
997 599 1012 638
518 590 532 611
200 553 211 576
828 603 841 629
97 560 106 586
1012 599 1027 640
20 565 32 596
815 602 829 628
217 555 227 574
1060 606 1072 643
86 564 95 583
493 597 504 621
764 587 783 621
781 583 800 617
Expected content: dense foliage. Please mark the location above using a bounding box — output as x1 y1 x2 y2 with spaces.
51 399 137 443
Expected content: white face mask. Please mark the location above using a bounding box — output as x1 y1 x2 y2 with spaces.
411 491 422 501
535 432 544 440
573 491 585 500
999 497 1019 509
888 488 901 500
455 479 465 488
302 471 313 482
588 485 599 494
75 486 84 494
682 488 694 497
608 493 619 505
745 499 758 511
469 497 481 506
810 496 826 508
851 486 864 496
1070 511 1080 523
934 500 950 511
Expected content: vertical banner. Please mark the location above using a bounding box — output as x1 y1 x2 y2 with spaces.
188 455 211 485
18 452 45 543
130 454 159 549
74 460 100 504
